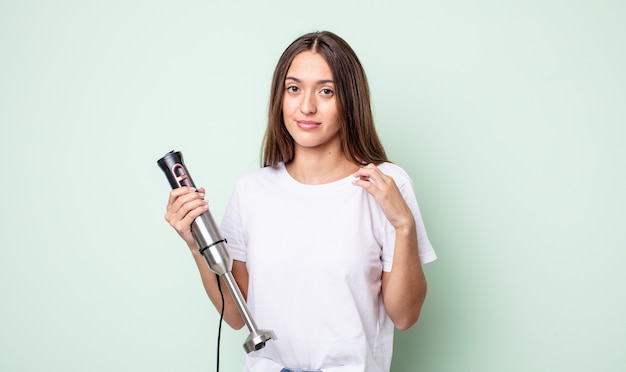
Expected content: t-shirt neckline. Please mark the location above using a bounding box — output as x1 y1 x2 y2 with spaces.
278 162 356 189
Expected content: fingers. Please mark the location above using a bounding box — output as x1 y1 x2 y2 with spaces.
166 187 203 208
353 164 414 229
164 187 209 244
352 163 390 194
165 187 190 212
168 188 208 219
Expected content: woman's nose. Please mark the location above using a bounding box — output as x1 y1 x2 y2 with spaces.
300 91 317 114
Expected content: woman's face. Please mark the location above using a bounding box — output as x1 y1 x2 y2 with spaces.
282 51 341 154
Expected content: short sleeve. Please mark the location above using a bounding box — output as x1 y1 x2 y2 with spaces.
379 164 437 272
219 180 248 262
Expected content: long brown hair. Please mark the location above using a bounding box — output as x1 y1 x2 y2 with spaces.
262 31 388 167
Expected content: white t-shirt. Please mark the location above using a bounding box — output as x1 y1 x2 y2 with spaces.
220 162 437 372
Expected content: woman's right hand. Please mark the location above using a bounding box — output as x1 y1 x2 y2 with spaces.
164 187 209 248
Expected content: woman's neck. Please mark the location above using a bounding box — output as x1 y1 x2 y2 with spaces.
286 148 358 185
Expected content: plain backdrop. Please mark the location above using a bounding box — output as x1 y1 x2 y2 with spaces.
1 1 625 371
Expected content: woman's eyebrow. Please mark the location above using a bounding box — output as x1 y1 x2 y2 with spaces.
285 76 335 85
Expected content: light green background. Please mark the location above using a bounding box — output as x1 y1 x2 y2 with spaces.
1 1 625 371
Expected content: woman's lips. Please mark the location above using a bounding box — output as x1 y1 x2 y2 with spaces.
296 120 321 130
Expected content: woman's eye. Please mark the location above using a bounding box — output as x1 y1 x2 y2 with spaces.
286 86 299 93
320 88 334 96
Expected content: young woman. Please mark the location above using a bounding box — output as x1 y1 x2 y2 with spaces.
165 31 437 372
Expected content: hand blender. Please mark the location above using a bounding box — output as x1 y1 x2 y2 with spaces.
157 150 276 353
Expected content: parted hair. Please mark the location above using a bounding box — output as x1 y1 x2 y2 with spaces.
262 31 388 167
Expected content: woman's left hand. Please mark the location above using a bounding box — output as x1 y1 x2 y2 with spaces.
352 163 415 232
353 163 425 330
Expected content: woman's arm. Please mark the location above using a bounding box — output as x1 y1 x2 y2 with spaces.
165 186 247 329
381 225 426 330
352 164 427 330
191 251 249 330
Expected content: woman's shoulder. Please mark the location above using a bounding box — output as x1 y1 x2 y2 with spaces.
377 162 412 184
235 163 285 186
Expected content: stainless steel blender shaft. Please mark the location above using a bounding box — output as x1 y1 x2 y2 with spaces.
157 150 275 353
193 213 276 353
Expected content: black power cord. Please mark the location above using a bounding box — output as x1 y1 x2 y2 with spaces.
216 274 225 372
